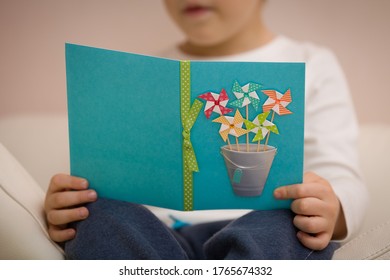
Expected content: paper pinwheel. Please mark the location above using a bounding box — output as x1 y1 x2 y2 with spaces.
262 89 292 115
198 89 233 119
229 81 262 110
244 112 279 142
212 110 248 142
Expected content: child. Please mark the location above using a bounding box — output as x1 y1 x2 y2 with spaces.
44 0 368 259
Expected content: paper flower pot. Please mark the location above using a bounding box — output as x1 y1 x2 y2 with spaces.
221 144 277 197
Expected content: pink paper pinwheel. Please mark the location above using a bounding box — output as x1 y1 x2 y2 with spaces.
198 89 233 119
212 110 248 143
262 89 292 115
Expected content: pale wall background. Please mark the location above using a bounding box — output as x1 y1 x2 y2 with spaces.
1 0 389 123
0 0 389 187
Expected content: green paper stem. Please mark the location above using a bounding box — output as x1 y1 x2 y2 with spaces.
264 111 276 151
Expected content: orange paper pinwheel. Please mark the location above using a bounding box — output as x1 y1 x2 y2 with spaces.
262 89 292 115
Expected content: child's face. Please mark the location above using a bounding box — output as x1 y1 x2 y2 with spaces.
164 0 264 48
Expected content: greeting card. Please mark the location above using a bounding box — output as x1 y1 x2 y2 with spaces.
66 43 305 211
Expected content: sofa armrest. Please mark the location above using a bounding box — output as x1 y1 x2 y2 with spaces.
333 220 390 260
0 142 64 259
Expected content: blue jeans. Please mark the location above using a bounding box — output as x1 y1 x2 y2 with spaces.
65 198 338 259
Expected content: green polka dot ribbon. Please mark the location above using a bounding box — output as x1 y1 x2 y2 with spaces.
180 60 203 211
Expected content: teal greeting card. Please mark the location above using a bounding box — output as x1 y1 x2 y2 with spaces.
66 43 305 211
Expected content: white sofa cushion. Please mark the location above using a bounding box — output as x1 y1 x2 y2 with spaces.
332 123 390 259
357 124 390 230
333 220 390 260
0 142 64 259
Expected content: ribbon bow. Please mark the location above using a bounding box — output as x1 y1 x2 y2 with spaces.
182 103 202 172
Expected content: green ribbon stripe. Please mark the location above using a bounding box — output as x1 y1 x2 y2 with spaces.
180 60 202 211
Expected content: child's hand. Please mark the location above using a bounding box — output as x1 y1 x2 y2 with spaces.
273 172 346 250
44 174 97 243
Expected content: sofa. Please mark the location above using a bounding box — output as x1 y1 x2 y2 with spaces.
1 114 389 259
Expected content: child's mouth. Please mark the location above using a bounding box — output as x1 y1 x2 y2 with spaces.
183 5 213 18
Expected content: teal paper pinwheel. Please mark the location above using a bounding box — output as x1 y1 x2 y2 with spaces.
229 81 262 110
244 112 279 142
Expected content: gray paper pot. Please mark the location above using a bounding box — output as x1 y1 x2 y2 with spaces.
221 144 277 197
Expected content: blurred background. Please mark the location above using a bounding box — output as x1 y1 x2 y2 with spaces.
1 0 389 188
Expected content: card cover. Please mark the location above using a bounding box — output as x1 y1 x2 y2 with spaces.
66 43 305 211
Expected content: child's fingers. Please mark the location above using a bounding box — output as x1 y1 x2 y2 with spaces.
47 207 89 226
293 214 328 234
48 225 76 243
302 171 323 183
48 174 89 194
296 231 331 251
274 171 333 200
290 197 326 216
45 189 97 210
274 183 323 200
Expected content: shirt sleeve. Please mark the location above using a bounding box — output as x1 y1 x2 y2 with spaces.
304 47 369 241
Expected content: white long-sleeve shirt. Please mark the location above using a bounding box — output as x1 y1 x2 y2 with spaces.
148 35 368 241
